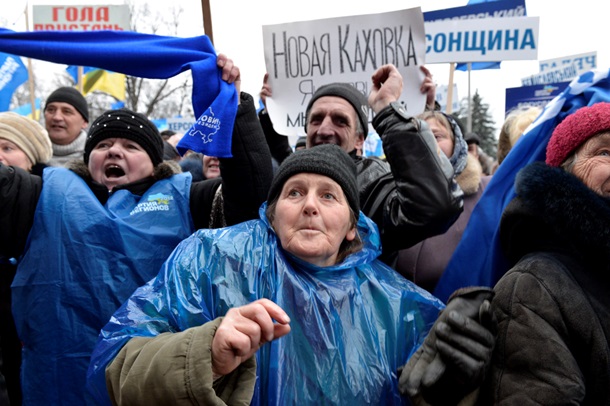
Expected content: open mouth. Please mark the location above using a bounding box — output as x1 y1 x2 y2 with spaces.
105 165 125 178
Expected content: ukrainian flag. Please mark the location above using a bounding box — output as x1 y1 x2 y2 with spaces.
66 65 126 101
11 98 41 119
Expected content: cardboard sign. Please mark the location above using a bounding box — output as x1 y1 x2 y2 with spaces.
262 8 426 137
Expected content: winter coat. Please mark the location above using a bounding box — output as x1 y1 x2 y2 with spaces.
396 154 490 292
259 103 463 267
0 92 272 405
483 162 610 405
0 163 46 406
88 206 445 406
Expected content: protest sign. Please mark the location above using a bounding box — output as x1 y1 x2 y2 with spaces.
33 5 131 31
262 7 426 137
425 16 539 63
539 51 597 73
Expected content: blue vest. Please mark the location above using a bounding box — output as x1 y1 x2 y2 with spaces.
12 168 195 405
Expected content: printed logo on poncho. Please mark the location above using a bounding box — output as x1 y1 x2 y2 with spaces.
188 107 221 144
130 193 174 215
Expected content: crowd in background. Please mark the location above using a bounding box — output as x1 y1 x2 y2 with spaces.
0 47 608 406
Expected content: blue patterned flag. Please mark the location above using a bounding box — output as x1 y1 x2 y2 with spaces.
0 28 237 157
434 68 610 302
0 52 28 111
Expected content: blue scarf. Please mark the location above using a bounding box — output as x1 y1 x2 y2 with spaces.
0 28 238 157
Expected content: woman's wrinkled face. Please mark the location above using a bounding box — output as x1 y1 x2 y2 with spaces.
88 137 154 191
571 132 610 197
272 173 356 267
0 138 32 171
426 117 454 158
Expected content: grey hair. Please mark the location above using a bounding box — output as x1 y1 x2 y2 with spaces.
560 152 578 173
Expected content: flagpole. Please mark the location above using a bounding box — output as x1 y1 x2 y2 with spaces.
24 2 37 120
446 63 455 114
77 66 84 93
467 62 472 133
201 0 214 45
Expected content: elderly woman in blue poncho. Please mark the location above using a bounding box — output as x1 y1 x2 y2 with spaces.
88 144 495 406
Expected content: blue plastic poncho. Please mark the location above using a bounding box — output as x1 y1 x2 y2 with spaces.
88 205 444 405
12 168 195 405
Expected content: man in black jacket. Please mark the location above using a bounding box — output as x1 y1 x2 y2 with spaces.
259 64 463 266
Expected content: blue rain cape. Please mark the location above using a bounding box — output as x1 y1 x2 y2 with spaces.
0 28 237 157
88 205 444 405
12 168 195 405
434 68 610 303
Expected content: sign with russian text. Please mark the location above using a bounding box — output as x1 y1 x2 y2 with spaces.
521 64 578 86
425 16 539 63
33 5 131 31
539 51 596 73
262 8 426 137
167 117 196 134
424 0 525 22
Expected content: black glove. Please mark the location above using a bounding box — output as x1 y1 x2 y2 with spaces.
398 287 496 405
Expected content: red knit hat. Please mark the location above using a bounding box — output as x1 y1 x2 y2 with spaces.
546 102 610 167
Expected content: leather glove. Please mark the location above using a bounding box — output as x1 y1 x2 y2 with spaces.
398 287 496 405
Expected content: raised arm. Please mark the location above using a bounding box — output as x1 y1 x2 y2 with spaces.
190 55 273 228
364 64 463 259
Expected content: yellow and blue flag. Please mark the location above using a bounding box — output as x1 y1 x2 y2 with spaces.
66 65 126 101
11 97 41 119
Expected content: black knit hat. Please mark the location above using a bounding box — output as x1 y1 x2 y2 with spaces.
305 83 369 137
84 108 164 166
268 144 359 215
45 87 89 122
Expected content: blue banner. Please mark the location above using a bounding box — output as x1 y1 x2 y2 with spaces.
423 0 526 22
0 52 28 111
505 82 570 114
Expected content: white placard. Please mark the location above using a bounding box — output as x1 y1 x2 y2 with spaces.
262 8 427 137
425 16 539 63
33 5 131 31
539 51 597 73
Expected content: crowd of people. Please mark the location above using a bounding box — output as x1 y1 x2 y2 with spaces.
1 43 609 406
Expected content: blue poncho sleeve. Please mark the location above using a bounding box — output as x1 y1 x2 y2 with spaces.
88 210 444 405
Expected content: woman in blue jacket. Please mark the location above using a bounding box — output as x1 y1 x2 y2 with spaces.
89 145 495 406
0 56 273 405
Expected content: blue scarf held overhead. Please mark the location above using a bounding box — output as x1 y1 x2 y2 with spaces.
0 28 238 157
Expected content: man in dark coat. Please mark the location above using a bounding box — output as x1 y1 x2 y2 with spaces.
259 64 463 267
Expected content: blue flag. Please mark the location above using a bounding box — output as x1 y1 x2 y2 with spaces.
0 52 28 111
0 28 238 158
434 68 610 303
455 62 501 71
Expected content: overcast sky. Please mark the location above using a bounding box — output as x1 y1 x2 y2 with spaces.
4 0 607 136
